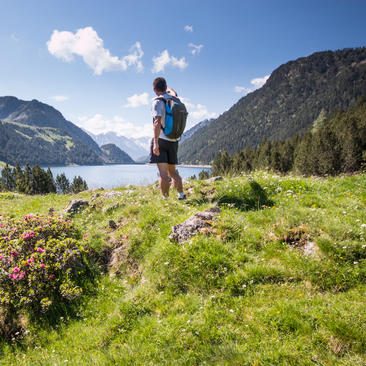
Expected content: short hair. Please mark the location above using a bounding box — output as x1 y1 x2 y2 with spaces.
153 77 167 93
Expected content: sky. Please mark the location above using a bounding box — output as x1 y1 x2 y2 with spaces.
1 0 366 139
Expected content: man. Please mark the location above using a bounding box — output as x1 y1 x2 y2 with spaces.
150 77 186 200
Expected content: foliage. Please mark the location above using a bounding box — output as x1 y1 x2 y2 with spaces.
198 169 210 180
0 215 89 336
1 164 88 195
212 98 366 176
180 47 366 164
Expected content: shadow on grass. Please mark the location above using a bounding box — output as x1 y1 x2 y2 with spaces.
214 181 274 211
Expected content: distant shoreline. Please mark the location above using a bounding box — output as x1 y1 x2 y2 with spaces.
178 164 211 169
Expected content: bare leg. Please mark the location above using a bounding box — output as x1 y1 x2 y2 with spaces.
168 164 183 194
157 163 170 197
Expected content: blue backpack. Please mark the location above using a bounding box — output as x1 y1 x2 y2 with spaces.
156 96 188 139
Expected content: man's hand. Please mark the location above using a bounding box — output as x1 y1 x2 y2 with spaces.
153 140 160 156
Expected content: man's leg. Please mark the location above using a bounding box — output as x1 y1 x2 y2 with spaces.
157 163 170 197
168 164 183 194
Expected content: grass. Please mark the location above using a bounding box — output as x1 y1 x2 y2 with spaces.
0 172 365 365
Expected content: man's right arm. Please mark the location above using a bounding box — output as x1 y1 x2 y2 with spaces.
153 116 161 156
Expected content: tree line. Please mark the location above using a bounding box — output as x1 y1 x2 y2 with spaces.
212 97 366 177
0 163 88 194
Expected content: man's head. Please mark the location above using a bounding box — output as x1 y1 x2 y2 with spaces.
153 77 167 95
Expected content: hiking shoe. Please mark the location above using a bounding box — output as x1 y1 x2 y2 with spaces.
178 193 186 200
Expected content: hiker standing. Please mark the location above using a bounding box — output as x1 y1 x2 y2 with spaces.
150 77 187 200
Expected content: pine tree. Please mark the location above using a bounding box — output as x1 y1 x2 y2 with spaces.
46 168 57 193
23 163 34 195
55 173 70 194
13 163 26 193
70 176 88 193
0 164 15 191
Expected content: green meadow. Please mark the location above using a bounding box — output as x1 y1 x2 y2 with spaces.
0 172 365 365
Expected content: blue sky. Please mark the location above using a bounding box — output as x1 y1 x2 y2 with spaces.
1 0 366 139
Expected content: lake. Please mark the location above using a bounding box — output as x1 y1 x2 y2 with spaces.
48 164 211 189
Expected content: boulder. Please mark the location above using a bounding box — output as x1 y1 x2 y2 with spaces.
108 220 117 229
64 199 89 214
104 191 124 198
169 206 220 243
206 176 223 183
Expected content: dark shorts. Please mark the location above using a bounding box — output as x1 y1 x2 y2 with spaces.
149 138 179 165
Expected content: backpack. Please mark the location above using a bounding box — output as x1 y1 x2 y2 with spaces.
156 96 188 139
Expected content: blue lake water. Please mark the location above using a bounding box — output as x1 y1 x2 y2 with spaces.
48 164 211 189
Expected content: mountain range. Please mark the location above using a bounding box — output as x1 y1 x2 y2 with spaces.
0 97 134 166
179 47 366 164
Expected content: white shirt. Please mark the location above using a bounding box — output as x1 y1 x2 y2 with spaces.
151 93 178 142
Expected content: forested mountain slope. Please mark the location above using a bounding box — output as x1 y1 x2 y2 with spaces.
179 47 366 164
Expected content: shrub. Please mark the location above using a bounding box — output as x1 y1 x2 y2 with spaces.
0 214 89 335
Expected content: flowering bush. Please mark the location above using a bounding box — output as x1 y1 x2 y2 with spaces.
0 214 88 317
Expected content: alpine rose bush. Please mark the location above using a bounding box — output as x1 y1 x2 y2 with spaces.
0 214 88 318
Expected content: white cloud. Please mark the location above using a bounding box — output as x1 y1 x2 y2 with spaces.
124 92 149 108
250 75 270 89
152 50 188 73
188 43 203 55
11 33 20 42
47 26 144 75
235 74 270 94
76 114 152 138
184 25 193 32
50 95 69 102
181 98 217 127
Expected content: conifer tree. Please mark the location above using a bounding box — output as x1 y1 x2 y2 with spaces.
55 173 70 194
13 163 26 193
0 164 15 191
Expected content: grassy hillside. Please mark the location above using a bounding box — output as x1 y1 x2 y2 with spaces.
0 172 365 365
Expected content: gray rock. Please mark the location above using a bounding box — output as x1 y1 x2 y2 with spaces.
302 241 319 256
206 176 223 183
64 199 89 214
90 193 101 202
169 206 221 243
103 203 122 214
109 220 117 229
104 191 124 198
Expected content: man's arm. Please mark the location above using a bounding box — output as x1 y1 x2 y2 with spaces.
153 116 161 156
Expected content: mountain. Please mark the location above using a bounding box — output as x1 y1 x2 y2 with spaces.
0 120 103 166
0 97 101 155
87 131 150 161
100 144 135 164
0 96 105 166
179 47 366 164
180 119 214 143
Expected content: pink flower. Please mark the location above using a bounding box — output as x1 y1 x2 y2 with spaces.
13 267 21 274
36 247 46 253
49 274 55 278
0 255 3 260
19 272 25 279
41 264 45 268
83 234 87 238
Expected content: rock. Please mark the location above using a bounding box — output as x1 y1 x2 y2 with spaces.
108 220 117 229
206 176 223 183
104 191 124 198
302 241 319 256
103 203 122 214
169 206 221 243
124 190 135 194
64 199 89 214
90 193 101 202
